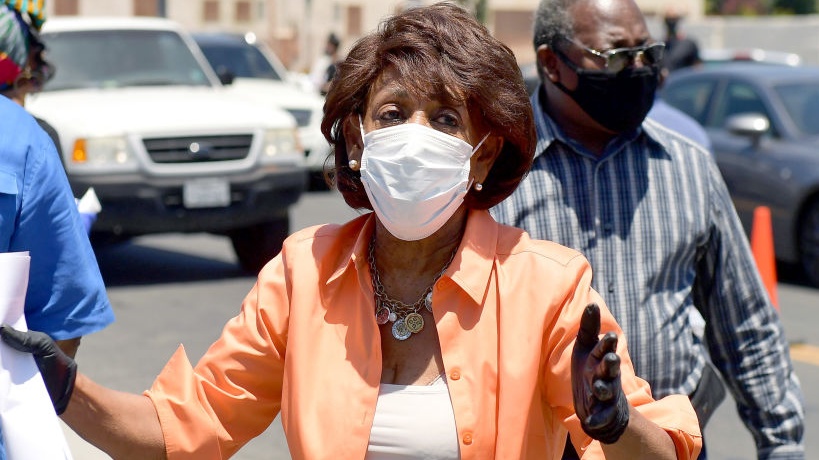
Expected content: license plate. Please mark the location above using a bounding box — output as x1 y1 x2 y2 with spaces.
183 178 230 208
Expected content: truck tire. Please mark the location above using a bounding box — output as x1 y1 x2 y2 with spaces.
229 216 289 274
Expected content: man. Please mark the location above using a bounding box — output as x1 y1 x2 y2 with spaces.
492 0 804 458
662 6 702 73
309 32 341 95
0 1 114 457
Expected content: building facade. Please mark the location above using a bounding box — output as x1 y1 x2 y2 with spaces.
43 0 706 73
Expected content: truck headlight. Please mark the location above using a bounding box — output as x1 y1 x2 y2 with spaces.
259 128 301 164
71 136 138 171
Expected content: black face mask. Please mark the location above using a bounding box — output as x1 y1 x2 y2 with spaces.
553 49 659 133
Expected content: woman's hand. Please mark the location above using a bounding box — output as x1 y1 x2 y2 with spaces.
1 325 77 414
571 304 630 444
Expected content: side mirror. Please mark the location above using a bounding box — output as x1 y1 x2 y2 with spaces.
216 67 235 86
725 113 769 148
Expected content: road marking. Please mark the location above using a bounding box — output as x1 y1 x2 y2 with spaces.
790 343 819 367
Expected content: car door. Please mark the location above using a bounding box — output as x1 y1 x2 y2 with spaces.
704 78 786 233
662 76 715 126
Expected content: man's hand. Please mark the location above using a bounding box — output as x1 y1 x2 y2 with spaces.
1 325 77 415
571 304 630 444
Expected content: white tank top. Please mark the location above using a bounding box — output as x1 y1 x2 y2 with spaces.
366 377 460 459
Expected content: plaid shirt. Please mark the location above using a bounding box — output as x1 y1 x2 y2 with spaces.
492 88 804 458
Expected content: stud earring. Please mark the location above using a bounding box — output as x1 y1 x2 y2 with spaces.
348 159 360 171
474 182 483 191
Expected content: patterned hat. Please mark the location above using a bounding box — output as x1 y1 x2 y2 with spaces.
0 4 28 90
0 1 46 90
4 0 45 30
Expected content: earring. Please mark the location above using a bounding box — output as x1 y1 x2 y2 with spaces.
348 159 360 171
474 182 483 191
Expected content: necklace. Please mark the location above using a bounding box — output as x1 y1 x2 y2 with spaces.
368 236 457 340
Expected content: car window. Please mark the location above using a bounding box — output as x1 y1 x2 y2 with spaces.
776 83 819 136
712 82 769 127
197 42 283 81
42 30 211 90
663 79 714 125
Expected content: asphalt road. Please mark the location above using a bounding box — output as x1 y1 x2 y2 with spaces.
63 189 818 459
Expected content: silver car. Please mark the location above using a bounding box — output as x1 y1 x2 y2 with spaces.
662 62 819 286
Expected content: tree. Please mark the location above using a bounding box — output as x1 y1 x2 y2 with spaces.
773 0 816 13
708 0 815 14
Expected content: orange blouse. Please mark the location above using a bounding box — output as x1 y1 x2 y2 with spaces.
145 210 701 459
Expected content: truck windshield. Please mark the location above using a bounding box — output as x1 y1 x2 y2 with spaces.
41 29 212 91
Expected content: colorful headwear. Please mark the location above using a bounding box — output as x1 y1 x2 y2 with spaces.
4 0 45 30
0 4 29 90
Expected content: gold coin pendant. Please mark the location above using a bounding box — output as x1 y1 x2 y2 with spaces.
405 312 424 334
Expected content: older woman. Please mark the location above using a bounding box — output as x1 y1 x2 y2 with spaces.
1 3 701 459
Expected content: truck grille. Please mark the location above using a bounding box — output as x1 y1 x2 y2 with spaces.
143 135 253 163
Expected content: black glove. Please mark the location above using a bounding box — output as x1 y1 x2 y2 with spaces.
571 304 630 444
0 325 77 415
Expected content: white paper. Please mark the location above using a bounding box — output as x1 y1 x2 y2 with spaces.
0 252 73 459
76 188 102 214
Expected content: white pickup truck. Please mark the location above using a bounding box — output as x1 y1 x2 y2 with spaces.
27 17 308 273
191 32 333 189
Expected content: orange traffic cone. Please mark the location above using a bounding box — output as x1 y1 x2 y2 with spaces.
750 206 779 311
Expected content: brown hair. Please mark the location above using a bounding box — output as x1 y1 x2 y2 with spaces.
321 2 535 210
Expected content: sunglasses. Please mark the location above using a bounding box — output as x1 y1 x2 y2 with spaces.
560 37 665 73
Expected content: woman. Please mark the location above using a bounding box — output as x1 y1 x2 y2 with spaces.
1 3 700 459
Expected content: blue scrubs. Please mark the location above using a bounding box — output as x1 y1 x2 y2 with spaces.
0 97 115 456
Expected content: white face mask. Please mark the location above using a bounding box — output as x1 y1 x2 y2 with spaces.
359 117 488 241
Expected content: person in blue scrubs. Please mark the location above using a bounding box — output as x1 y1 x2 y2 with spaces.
0 3 115 452
0 92 115 459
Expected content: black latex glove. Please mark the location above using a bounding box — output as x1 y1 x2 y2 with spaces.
0 325 77 415
571 304 630 444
